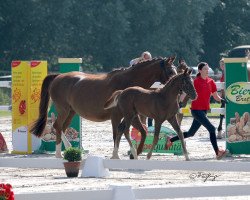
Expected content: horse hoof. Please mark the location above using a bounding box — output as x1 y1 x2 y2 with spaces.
129 154 134 159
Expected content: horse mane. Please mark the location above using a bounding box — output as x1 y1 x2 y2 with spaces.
107 57 162 78
161 71 184 90
107 67 127 77
131 57 163 67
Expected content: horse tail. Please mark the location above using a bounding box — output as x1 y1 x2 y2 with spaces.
104 90 122 110
30 74 59 137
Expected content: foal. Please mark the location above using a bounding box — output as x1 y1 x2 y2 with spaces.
104 68 197 160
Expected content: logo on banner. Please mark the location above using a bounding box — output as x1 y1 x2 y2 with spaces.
226 82 250 104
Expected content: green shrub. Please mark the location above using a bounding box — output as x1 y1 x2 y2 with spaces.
63 147 82 162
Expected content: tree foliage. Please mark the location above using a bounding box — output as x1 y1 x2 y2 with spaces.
0 0 249 74
201 0 250 67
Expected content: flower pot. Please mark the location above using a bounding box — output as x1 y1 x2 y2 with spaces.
63 161 81 177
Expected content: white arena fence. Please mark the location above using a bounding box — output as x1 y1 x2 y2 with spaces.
1 156 250 200
14 184 250 200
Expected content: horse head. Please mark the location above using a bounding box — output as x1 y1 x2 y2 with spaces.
180 68 197 100
157 56 177 84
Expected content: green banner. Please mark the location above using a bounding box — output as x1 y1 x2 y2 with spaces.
225 58 250 154
131 126 183 155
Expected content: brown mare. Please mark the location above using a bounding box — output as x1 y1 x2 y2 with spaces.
104 68 197 161
31 56 177 158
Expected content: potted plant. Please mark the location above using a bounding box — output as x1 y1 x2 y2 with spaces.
63 147 82 177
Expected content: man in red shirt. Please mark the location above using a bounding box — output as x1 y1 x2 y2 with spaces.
166 62 228 160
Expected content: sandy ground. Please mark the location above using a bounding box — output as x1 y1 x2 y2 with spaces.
1 116 250 199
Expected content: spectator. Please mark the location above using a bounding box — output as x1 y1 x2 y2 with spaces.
130 51 152 66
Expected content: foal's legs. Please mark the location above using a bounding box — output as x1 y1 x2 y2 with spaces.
123 125 138 159
168 115 190 161
130 116 147 156
112 115 134 159
146 121 161 159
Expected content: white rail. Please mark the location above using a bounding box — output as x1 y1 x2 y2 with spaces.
15 184 250 200
0 80 11 88
1 157 250 172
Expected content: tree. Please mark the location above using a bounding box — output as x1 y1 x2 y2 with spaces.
201 0 250 68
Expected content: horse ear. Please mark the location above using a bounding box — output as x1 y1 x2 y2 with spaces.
166 57 171 63
170 55 176 62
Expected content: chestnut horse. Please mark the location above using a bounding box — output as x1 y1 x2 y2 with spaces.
104 68 197 161
31 56 177 158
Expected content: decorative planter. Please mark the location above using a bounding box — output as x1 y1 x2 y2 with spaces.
63 161 81 177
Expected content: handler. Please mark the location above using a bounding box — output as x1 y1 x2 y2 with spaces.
166 62 228 160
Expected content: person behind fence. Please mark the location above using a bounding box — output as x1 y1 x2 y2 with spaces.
129 51 152 66
165 62 228 160
216 58 225 139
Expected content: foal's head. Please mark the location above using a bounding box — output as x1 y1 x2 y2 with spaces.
180 68 197 100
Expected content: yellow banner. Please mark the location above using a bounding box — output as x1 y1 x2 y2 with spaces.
12 61 29 131
28 61 48 125
11 60 47 154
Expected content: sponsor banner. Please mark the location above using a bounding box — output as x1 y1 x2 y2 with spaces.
226 82 250 104
131 126 183 155
11 61 47 153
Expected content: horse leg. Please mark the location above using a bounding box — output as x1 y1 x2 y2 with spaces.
217 114 224 139
111 110 123 159
168 115 190 161
111 126 123 159
176 113 183 126
61 110 76 148
53 107 71 158
146 121 161 159
131 116 147 157
123 127 138 160
217 90 225 139
112 116 133 159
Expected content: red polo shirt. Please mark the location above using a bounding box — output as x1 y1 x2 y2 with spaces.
191 76 217 110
